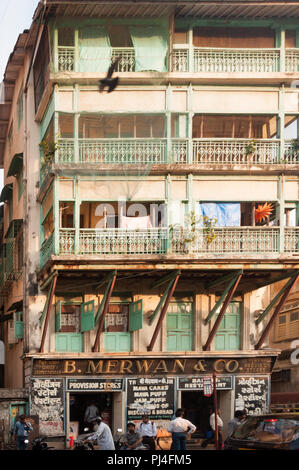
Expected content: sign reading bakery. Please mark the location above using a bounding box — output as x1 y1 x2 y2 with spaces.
32 356 276 377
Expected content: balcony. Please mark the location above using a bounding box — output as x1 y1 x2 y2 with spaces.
40 226 299 268
41 138 299 174
172 47 299 73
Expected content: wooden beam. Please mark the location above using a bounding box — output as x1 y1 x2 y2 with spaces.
95 270 117 290
255 273 299 350
203 273 242 351
40 274 57 353
151 270 180 289
255 271 299 325
149 277 175 326
147 273 180 352
92 273 117 353
205 270 242 291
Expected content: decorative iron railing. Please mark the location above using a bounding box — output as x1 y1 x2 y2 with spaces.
283 140 299 164
172 47 299 73
40 233 54 267
285 49 299 72
78 139 167 164
193 139 280 164
57 46 75 72
112 48 135 72
284 228 299 253
41 138 298 169
78 229 168 255
54 227 289 257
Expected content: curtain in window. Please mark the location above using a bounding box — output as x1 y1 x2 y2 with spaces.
130 26 168 72
197 203 241 226
78 26 111 72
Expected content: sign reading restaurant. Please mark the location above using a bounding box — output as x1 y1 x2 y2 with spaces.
32 356 276 376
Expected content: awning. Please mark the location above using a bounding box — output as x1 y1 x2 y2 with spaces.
5 219 23 239
7 153 23 178
7 300 23 312
0 183 13 203
0 313 13 323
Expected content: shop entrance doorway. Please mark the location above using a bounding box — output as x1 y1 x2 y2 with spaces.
181 391 218 437
69 392 113 435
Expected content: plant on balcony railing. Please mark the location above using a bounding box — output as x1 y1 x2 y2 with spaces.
170 211 217 253
245 140 257 159
39 137 60 164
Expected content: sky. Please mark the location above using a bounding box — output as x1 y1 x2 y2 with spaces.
0 0 39 80
0 0 38 189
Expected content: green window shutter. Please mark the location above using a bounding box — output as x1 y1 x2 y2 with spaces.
81 300 95 332
129 300 143 331
14 312 23 339
55 301 62 332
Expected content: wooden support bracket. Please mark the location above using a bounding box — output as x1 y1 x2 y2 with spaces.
92 273 117 353
203 273 242 351
147 273 180 352
39 273 57 353
255 272 299 350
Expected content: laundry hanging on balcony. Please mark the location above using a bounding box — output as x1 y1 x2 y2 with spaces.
120 215 152 229
129 26 168 72
197 203 241 226
78 26 112 72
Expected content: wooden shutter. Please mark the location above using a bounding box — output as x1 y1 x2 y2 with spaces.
129 300 143 331
81 300 95 332
14 312 23 339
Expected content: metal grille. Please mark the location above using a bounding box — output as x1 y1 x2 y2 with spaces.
285 49 299 72
112 48 135 72
57 47 75 72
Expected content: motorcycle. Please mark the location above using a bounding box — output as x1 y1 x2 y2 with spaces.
31 436 55 450
73 427 95 451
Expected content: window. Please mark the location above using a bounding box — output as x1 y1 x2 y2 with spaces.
275 306 299 341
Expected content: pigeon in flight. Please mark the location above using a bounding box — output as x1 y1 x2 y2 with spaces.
99 57 121 93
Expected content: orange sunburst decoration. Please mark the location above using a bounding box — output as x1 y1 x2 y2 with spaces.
255 202 273 223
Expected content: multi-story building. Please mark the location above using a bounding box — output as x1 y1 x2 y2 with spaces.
0 0 299 447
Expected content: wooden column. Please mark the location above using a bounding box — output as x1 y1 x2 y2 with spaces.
92 273 117 352
255 272 299 350
203 273 242 351
40 274 58 353
147 273 180 351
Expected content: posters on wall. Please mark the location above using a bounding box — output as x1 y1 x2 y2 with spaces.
30 378 64 435
235 376 269 415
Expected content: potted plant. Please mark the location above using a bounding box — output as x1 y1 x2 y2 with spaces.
245 140 257 161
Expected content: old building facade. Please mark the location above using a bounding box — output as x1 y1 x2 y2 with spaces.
0 0 299 447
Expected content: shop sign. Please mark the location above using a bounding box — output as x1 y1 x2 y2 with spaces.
235 376 269 416
30 378 64 436
127 377 175 421
178 376 233 391
32 356 276 377
66 378 124 392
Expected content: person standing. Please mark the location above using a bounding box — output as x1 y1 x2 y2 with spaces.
138 414 157 450
228 410 247 437
84 401 100 426
13 415 33 450
209 408 224 449
85 417 115 450
167 408 196 451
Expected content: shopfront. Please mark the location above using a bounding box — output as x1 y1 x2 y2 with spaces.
28 354 277 445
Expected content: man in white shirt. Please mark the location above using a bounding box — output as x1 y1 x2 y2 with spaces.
138 414 157 450
209 408 224 449
168 408 196 450
85 417 115 450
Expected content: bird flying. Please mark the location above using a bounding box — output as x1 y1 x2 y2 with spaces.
99 57 121 93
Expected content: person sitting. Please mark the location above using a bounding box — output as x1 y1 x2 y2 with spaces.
121 422 144 450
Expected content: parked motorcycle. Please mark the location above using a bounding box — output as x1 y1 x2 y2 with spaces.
31 436 55 450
